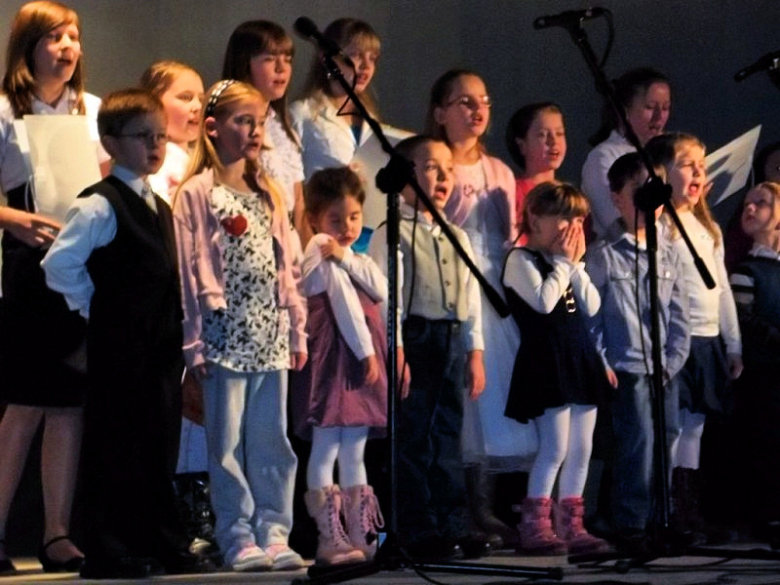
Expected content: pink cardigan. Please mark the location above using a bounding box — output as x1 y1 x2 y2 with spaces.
173 167 307 369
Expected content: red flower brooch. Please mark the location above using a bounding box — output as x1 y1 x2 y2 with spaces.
221 214 248 236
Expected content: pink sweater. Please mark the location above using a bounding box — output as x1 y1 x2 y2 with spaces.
173 168 307 369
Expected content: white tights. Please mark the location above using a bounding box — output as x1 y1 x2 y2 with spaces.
307 426 369 490
527 404 598 499
672 408 705 469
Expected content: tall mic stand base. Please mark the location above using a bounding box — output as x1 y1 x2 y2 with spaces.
292 535 563 584
570 539 780 575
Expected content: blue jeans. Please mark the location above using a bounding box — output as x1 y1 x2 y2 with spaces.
397 317 469 542
610 371 681 531
202 366 297 560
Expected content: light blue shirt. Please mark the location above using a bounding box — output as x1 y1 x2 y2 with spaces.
586 219 691 380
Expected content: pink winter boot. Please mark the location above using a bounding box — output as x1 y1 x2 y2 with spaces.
304 486 366 566
515 497 567 555
555 497 609 554
343 484 385 560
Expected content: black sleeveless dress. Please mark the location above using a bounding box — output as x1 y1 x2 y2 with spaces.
502 248 609 423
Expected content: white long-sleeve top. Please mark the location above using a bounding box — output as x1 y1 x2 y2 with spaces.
301 232 387 361
664 210 741 355
503 248 601 317
580 130 635 238
41 166 147 318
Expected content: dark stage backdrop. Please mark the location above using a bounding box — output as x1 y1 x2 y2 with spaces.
0 0 776 188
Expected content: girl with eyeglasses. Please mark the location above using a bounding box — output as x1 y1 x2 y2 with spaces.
502 182 610 555
425 69 525 550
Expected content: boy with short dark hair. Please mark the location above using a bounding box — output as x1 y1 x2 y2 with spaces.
369 135 488 560
42 89 209 578
586 152 690 550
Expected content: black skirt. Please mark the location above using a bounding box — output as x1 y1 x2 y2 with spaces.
0 232 86 407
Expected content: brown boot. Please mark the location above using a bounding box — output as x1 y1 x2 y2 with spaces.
342 485 385 560
555 497 609 554
304 486 366 566
514 497 567 555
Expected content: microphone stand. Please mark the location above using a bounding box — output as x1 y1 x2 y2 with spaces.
292 23 560 585
548 12 780 573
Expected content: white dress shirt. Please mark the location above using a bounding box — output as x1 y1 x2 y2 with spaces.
41 166 148 318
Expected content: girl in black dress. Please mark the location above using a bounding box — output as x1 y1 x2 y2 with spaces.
502 182 610 555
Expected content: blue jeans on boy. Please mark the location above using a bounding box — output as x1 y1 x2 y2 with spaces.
611 371 681 532
202 365 297 561
397 316 470 543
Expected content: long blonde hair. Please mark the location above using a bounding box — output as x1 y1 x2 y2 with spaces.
2 0 85 118
299 18 381 118
648 132 721 247
177 80 283 210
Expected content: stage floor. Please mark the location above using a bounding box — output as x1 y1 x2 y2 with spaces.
3 543 780 584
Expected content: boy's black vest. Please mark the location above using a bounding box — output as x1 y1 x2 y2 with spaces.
80 176 183 372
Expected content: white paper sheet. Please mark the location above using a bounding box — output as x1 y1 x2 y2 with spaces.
22 114 102 222
706 125 762 207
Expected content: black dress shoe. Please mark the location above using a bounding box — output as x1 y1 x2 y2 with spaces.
79 556 163 579
38 535 84 573
456 533 492 559
403 539 463 561
0 540 16 576
0 557 16 576
161 549 219 574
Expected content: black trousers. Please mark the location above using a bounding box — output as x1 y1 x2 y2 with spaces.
397 316 469 543
80 353 188 563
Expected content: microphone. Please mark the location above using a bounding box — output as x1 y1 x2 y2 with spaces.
734 49 780 81
293 17 354 69
534 7 605 29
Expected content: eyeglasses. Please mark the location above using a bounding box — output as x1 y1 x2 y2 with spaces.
118 131 168 145
446 94 492 111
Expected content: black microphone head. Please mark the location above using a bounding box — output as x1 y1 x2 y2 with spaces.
293 16 318 39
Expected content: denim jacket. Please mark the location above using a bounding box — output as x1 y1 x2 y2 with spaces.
586 219 690 380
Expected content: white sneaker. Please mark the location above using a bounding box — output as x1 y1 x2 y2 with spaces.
229 544 272 572
265 543 305 570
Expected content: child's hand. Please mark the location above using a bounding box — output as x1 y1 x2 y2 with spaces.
319 236 345 262
2 208 61 248
290 352 308 371
606 367 619 389
182 370 204 425
557 222 585 262
397 346 411 400
573 224 586 263
362 354 380 385
727 353 743 380
465 350 486 400
191 364 210 380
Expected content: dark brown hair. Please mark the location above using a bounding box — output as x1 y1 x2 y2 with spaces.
304 166 365 220
505 102 563 170
222 20 298 147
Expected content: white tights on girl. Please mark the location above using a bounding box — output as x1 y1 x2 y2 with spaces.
307 426 369 489
527 404 598 499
